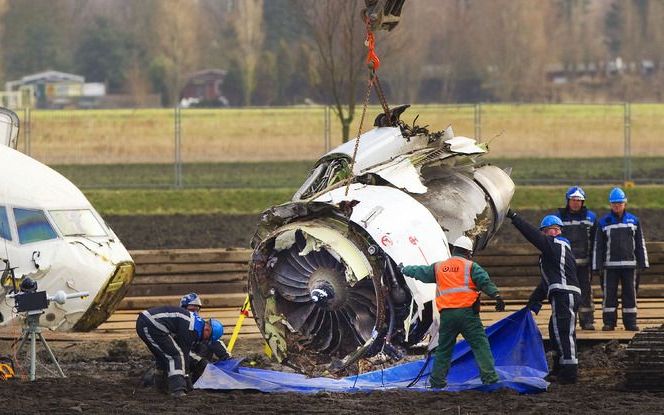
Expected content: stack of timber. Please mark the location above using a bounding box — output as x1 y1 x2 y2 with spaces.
120 248 251 310
625 325 664 390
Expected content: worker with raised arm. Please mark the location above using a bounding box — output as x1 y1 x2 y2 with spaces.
507 210 580 384
401 235 505 389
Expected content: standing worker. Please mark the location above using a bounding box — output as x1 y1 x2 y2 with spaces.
401 235 505 389
180 293 231 382
136 305 223 397
554 186 598 330
593 187 649 331
507 210 581 384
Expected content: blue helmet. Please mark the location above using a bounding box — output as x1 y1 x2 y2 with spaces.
193 315 206 338
180 292 202 308
209 319 224 342
609 187 627 203
565 186 586 201
539 215 564 230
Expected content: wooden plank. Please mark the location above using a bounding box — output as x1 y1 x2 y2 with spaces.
644 243 664 253
478 242 664 256
132 272 247 285
478 245 539 256
474 256 540 266
130 249 252 264
126 281 247 297
136 262 247 275
119 293 247 309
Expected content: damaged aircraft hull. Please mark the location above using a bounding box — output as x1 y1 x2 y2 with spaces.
249 108 514 375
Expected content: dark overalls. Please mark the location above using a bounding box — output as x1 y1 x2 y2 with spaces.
136 306 202 393
511 215 581 383
556 207 597 329
593 211 649 329
189 338 231 382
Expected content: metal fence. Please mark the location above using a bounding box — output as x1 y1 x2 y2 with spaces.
15 103 664 188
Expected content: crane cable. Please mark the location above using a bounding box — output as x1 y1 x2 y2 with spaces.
345 21 392 196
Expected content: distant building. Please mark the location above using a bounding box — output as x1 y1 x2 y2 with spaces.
180 69 229 107
4 70 162 109
5 70 105 109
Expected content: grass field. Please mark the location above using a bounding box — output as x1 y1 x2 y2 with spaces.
53 156 663 189
86 185 664 216
21 103 664 165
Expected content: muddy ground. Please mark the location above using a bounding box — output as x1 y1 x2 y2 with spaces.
1 337 664 414
106 208 664 250
0 210 661 414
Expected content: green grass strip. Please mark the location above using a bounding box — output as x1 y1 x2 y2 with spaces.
85 185 664 216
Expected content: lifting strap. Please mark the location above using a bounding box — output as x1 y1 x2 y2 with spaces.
344 22 392 196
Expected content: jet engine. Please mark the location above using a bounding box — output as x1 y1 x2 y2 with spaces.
249 107 514 375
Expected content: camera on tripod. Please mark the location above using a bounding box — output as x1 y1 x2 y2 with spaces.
12 278 48 315
2 260 90 381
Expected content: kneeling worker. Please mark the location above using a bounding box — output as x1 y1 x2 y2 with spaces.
180 293 231 382
136 305 223 397
401 235 505 389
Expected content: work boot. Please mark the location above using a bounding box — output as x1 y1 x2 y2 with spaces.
153 369 168 393
557 364 577 384
602 325 615 331
170 389 187 398
625 325 640 331
428 381 446 389
185 376 194 393
557 376 577 385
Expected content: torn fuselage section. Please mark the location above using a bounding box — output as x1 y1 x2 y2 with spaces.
249 108 515 375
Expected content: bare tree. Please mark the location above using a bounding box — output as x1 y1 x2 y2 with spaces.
297 0 368 142
153 0 202 105
470 0 552 101
230 0 264 106
0 0 8 83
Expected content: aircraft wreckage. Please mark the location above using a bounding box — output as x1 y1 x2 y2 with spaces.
248 106 515 375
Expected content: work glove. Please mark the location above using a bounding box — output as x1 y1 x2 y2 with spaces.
527 301 542 315
506 209 517 219
494 295 506 312
185 375 194 393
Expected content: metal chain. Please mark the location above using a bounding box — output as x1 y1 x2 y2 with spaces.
373 74 391 121
344 77 374 196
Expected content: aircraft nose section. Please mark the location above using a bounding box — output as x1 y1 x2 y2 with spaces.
71 261 135 331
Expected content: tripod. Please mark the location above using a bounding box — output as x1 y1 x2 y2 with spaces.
15 311 65 381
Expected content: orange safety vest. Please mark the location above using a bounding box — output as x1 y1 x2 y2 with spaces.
434 257 479 311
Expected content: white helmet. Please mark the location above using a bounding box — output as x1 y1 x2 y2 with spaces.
452 235 474 252
180 292 202 308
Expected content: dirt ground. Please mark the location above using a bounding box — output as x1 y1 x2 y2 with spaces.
0 210 661 414
1 337 664 415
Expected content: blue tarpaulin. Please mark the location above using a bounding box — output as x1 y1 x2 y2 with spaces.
195 308 549 394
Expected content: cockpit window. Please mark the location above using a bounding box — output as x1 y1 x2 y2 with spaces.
14 208 58 244
0 207 11 240
49 209 107 237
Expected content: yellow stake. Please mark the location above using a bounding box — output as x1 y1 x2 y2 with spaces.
227 295 251 352
228 295 273 358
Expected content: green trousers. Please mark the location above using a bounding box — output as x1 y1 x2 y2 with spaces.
430 307 499 388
